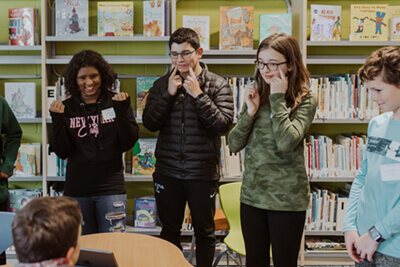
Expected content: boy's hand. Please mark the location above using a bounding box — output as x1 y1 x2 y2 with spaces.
49 100 65 114
355 232 379 262
183 67 202 98
168 67 182 96
270 68 288 95
345 231 363 263
0 171 11 179
112 92 129 101
245 81 260 117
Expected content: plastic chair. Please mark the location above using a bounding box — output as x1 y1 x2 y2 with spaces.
213 182 245 267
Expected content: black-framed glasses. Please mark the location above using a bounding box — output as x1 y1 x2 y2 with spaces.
169 49 197 59
255 61 288 71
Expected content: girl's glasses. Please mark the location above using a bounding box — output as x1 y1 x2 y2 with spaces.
255 61 288 71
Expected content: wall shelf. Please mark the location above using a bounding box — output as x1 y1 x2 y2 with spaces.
46 55 171 65
0 56 41 64
45 35 170 42
0 44 41 51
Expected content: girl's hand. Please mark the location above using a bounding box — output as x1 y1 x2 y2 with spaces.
270 67 288 95
168 67 182 96
49 100 65 114
245 81 260 117
112 92 129 101
354 232 379 262
344 231 363 263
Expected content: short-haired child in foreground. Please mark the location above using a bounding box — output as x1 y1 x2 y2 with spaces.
343 46 400 267
12 196 82 267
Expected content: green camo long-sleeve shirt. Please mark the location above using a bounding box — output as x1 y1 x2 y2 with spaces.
228 93 317 211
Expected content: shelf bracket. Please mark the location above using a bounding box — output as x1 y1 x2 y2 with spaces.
284 0 292 13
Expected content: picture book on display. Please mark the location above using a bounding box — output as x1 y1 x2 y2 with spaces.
182 15 210 50
9 7 38 46
98 2 134 37
134 196 157 228
389 6 400 41
143 0 168 37
136 77 157 120
4 82 36 119
13 144 38 177
55 0 88 36
132 138 157 175
259 13 292 43
310 5 341 41
9 188 42 212
350 4 389 41
220 6 254 50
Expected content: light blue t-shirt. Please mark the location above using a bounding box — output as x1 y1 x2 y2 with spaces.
343 112 400 257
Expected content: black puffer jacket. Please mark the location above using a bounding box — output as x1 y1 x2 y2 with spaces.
143 63 234 180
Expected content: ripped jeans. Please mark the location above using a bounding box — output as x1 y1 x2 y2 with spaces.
74 194 127 235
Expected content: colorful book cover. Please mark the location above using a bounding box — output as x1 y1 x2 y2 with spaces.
132 138 157 175
310 5 341 41
134 196 157 228
350 4 389 41
55 0 88 36
259 13 292 43
182 15 210 50
4 82 36 119
143 0 166 37
389 6 400 41
136 77 157 120
98 2 134 37
9 188 42 212
219 6 254 50
14 144 37 177
8 7 36 46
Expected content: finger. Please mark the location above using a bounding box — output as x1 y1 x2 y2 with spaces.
279 67 285 79
172 67 178 76
188 67 196 78
367 253 374 262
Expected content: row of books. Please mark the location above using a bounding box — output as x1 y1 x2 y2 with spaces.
310 74 380 120
305 185 350 232
305 133 366 179
311 4 400 42
47 145 67 177
305 237 346 253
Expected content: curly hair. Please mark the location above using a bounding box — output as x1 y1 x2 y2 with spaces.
63 49 116 96
169 27 200 50
255 33 311 111
359 46 400 87
12 196 82 263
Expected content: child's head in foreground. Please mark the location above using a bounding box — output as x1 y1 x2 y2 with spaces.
12 196 82 266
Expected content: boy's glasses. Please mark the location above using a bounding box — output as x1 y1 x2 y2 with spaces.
169 49 197 59
255 61 288 71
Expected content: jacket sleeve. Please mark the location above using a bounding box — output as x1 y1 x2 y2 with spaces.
0 99 22 175
142 78 177 132
113 96 139 152
194 78 234 135
50 111 72 160
228 104 256 153
270 93 317 153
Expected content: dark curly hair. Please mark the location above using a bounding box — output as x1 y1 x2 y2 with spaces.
169 27 200 50
359 46 400 87
63 49 116 96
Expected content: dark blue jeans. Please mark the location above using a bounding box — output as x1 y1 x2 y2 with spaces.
74 194 127 235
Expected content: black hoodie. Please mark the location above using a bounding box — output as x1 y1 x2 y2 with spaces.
50 90 139 197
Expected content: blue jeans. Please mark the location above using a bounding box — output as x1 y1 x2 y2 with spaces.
74 194 127 235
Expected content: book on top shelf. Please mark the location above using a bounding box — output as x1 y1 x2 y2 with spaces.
182 15 210 50
4 82 36 119
219 6 254 50
55 0 88 37
136 77 157 120
143 0 167 37
350 4 389 41
8 7 38 46
259 13 292 43
389 6 400 41
134 196 157 228
310 5 341 41
132 138 157 175
98 2 134 37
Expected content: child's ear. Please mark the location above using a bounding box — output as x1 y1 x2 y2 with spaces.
196 47 203 59
287 63 294 72
65 246 78 267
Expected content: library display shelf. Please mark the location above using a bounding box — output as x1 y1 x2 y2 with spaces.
45 35 170 42
305 230 345 236
307 55 368 65
0 44 41 51
125 225 228 237
312 119 369 124
17 118 43 124
309 177 354 182
0 56 41 64
46 55 171 65
8 176 44 182
307 40 400 46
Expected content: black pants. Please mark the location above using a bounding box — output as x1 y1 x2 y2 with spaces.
241 203 306 267
153 173 217 267
0 197 10 265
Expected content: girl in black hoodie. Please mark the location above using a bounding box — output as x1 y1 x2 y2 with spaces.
50 50 139 234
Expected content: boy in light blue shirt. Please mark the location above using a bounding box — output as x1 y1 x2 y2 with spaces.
343 46 400 266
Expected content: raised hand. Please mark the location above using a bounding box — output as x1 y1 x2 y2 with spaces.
183 67 202 98
245 81 260 117
168 67 182 96
49 100 65 114
112 92 129 101
270 67 289 95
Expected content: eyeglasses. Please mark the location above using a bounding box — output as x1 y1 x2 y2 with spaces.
169 49 197 59
255 61 288 71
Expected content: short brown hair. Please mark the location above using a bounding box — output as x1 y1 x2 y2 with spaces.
359 46 400 87
169 27 200 50
12 196 82 263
